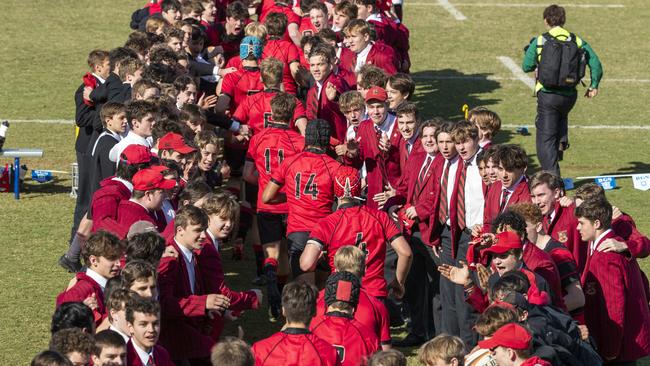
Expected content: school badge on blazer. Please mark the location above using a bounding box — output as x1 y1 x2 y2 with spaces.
557 230 568 243
584 281 597 296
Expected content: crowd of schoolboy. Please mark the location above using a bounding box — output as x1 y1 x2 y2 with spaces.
33 1 649 365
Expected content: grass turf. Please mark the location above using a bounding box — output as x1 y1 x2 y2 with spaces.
0 0 649 364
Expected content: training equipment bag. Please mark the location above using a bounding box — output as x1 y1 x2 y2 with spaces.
537 32 587 88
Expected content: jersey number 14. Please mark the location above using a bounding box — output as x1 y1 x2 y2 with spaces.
294 173 319 199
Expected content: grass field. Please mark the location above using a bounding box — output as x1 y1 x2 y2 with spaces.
0 0 649 364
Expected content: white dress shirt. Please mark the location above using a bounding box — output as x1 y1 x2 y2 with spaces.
109 131 153 164
109 325 130 343
590 229 613 256
177 241 196 294
355 43 372 73
207 228 221 252
85 268 108 293
464 152 484 228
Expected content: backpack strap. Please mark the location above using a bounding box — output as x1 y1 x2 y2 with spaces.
537 32 552 48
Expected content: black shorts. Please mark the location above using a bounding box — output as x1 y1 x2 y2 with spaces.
287 231 310 257
257 211 287 245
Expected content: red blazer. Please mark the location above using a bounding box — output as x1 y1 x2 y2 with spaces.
56 272 106 327
252 328 341 366
398 138 423 176
428 156 465 257
612 212 650 259
543 202 586 273
482 178 531 233
393 152 442 246
157 240 215 360
344 118 401 211
126 340 174 366
305 71 350 142
90 177 131 232
367 18 410 72
581 231 650 362
117 200 163 233
523 242 567 311
196 234 259 340
339 42 398 75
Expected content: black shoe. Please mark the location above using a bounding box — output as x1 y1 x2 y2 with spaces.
58 254 82 273
393 333 426 348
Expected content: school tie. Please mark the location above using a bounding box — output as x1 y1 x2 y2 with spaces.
413 156 432 202
457 162 468 230
191 254 201 294
147 355 155 366
438 160 451 224
499 188 511 212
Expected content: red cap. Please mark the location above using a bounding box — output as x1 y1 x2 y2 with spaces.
158 133 196 154
483 231 523 255
132 168 177 191
333 166 361 198
478 323 532 350
365 86 387 103
120 144 154 165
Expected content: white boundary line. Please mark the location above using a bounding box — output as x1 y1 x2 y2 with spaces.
502 124 650 130
5 120 649 130
497 56 536 90
437 0 467 20
410 2 624 8
412 75 650 83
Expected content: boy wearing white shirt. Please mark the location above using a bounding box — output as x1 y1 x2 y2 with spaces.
109 100 158 164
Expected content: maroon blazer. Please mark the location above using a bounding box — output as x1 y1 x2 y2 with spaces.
157 240 215 360
482 178 531 233
196 234 259 340
117 200 163 233
398 138 423 176
543 202 587 273
428 156 465 257
56 272 106 327
581 231 650 362
345 119 401 210
305 71 350 143
91 177 131 232
612 213 650 259
523 241 567 311
126 340 174 366
393 152 442 246
339 42 398 75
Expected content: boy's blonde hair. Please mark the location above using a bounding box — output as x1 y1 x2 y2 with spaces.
245 22 267 40
418 334 466 365
333 245 365 277
468 107 501 140
339 91 365 112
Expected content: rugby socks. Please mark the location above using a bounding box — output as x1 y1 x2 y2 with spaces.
253 244 264 276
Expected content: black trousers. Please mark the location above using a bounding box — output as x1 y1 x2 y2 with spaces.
403 231 441 340
439 226 479 348
70 151 92 241
535 91 577 176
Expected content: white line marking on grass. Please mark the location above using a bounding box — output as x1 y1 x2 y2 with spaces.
497 56 536 90
502 124 650 130
437 0 467 20
4 119 74 124
413 75 650 83
409 2 624 8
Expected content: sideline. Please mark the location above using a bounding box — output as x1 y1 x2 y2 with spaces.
437 0 467 20
410 2 624 8
497 56 536 90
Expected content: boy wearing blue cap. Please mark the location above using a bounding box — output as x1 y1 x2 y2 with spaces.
216 36 265 114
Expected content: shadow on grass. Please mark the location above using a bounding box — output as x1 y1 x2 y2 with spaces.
411 69 501 120
18 179 72 199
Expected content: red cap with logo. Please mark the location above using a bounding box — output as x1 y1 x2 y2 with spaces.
483 231 523 255
120 144 154 165
365 86 388 103
478 323 532 350
132 168 177 191
158 133 196 154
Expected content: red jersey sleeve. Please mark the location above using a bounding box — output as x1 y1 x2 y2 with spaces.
220 73 237 98
232 97 250 123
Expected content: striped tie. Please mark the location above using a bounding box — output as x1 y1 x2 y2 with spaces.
499 189 511 212
413 156 432 203
438 161 451 224
457 162 467 230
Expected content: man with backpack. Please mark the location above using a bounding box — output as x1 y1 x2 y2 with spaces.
522 4 602 176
